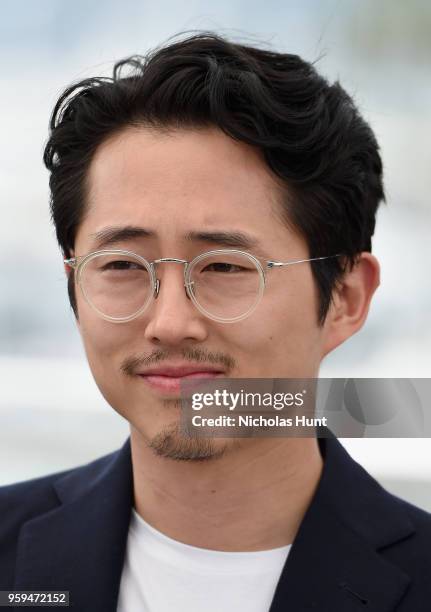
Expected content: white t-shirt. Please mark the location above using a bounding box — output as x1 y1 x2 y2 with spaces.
117 508 291 612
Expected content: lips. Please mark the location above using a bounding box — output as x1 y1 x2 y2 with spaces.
136 365 225 394
138 365 225 377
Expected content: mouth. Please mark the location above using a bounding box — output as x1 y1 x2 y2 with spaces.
137 371 225 394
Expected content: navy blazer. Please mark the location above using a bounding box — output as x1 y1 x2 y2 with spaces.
1 431 430 611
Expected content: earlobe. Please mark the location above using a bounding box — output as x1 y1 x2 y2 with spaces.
322 253 380 357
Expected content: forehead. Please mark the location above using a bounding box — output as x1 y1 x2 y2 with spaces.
77 126 293 250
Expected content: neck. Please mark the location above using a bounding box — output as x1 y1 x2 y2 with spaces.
130 428 323 552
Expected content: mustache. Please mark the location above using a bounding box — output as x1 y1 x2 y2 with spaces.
120 348 235 377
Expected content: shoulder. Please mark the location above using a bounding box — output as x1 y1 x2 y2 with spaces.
0 467 71 589
382 488 431 553
0 468 72 530
0 450 117 554
319 433 431 605
399 495 431 531
373 487 431 606
0 442 130 591
0 447 120 510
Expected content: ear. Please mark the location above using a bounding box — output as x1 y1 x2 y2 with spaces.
321 253 380 357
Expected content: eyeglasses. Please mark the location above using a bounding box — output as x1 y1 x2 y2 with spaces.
64 249 341 324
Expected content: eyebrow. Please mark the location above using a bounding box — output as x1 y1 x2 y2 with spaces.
89 225 262 251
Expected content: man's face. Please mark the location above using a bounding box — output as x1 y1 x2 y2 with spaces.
73 126 329 459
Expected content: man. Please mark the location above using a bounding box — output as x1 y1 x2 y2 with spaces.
1 32 430 611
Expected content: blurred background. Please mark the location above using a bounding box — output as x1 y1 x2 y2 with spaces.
0 1 430 509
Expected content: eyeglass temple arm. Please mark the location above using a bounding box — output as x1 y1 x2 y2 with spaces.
266 254 341 268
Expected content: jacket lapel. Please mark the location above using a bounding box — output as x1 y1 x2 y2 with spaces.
269 431 413 611
14 437 133 612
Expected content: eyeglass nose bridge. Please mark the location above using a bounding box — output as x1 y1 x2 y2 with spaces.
150 258 194 300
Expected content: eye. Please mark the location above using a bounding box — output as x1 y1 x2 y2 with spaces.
101 260 144 271
202 262 248 273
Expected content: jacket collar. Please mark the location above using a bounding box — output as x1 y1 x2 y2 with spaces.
14 430 414 611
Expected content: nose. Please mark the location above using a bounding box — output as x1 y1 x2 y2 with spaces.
143 264 208 345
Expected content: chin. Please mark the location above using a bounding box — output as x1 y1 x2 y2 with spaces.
147 422 230 462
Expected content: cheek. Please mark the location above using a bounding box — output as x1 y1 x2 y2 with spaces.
76 287 129 352
272 267 320 327
228 271 323 376
78 315 139 418
78 309 131 382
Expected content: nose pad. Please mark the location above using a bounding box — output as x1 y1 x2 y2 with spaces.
187 280 195 299
154 278 160 299
153 278 193 300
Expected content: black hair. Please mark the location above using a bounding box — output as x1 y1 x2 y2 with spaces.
43 30 385 324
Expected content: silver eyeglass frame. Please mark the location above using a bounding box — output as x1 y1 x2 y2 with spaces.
64 249 341 324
